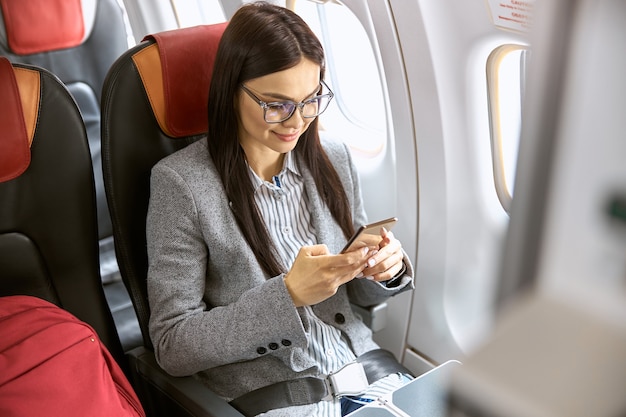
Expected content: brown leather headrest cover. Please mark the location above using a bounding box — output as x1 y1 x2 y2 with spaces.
0 57 39 182
133 23 227 138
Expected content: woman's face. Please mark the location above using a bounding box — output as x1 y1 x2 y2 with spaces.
237 58 321 171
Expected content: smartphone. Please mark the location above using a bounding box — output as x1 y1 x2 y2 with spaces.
341 217 398 253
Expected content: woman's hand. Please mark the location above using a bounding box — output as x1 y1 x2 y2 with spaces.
284 244 370 307
359 228 404 282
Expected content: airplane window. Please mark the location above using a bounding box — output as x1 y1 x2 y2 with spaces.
292 1 388 162
486 44 528 212
170 0 226 26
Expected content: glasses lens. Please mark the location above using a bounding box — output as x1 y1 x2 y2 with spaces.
302 95 331 118
265 102 296 123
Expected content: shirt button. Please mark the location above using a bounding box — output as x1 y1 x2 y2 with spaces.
257 347 267 355
268 342 279 350
281 339 292 347
282 227 291 234
334 313 345 324
326 348 335 356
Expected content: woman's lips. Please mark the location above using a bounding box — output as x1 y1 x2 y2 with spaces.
274 131 300 142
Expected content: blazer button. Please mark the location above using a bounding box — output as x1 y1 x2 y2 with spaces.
257 347 267 355
281 339 292 347
334 313 346 324
268 342 279 350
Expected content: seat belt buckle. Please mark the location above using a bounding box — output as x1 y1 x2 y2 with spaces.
323 361 369 400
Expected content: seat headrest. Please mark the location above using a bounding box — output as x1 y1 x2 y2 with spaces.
132 23 227 138
0 0 96 55
0 57 40 182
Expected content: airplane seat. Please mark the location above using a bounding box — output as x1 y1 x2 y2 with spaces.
0 0 128 280
0 0 142 353
102 22 245 417
0 57 127 375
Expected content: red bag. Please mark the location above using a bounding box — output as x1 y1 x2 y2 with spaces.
0 295 145 417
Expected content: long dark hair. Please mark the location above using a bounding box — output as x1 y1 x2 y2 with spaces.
207 1 354 276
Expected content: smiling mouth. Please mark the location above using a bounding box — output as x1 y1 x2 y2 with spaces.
274 131 300 142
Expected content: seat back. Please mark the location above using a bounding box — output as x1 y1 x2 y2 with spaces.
102 23 227 349
0 0 130 280
0 56 125 369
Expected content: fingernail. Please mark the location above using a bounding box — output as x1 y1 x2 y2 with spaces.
367 258 376 268
365 276 374 281
356 272 364 278
362 247 369 255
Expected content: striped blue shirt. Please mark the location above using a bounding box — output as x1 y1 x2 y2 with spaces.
251 152 409 417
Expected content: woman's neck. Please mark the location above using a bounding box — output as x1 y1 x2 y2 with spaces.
247 152 285 182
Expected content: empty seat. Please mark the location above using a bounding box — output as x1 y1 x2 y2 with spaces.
0 56 126 372
0 0 142 352
0 0 130 283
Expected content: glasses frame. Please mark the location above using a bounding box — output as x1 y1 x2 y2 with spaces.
240 79 334 123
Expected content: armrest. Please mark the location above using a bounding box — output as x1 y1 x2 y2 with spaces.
126 346 245 417
351 302 388 332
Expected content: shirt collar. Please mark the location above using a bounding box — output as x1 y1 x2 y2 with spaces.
283 151 299 176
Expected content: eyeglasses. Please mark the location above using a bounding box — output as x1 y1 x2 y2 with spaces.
240 80 334 123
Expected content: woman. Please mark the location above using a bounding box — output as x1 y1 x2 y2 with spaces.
146 2 415 416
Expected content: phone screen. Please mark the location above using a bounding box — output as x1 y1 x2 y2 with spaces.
341 217 398 253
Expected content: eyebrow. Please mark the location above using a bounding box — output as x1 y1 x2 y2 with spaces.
257 84 321 102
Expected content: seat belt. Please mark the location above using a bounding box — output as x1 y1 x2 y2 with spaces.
229 349 412 417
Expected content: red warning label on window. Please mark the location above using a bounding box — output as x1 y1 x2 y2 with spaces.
486 0 534 33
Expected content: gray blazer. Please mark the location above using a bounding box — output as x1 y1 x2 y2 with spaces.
146 137 414 404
